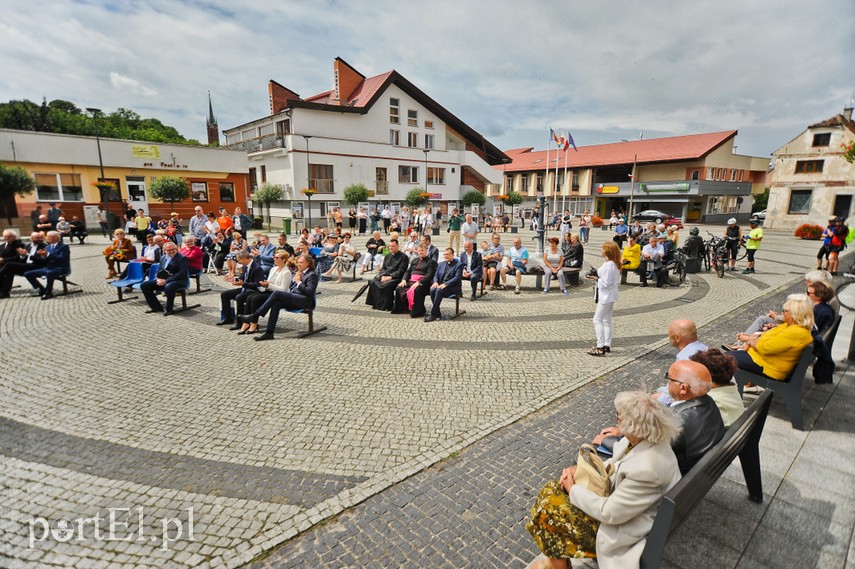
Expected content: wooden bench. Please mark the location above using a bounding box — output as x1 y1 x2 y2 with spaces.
519 265 581 290
639 390 774 568
188 269 212 295
733 346 813 430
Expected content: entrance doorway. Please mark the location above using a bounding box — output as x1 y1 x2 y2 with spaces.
833 195 852 220
126 177 148 214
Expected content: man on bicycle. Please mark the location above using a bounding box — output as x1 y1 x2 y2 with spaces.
724 218 742 272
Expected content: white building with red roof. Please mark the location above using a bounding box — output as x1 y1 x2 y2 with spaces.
765 104 855 230
223 57 507 227
495 131 769 224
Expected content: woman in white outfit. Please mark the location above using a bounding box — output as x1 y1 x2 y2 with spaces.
587 241 621 356
236 251 293 335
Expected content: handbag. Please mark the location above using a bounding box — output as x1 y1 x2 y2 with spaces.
574 444 613 497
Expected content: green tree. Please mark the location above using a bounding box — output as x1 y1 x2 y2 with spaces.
253 183 284 229
405 187 430 207
343 183 369 206
0 163 36 225
148 176 191 211
461 190 486 207
503 191 524 206
752 187 770 212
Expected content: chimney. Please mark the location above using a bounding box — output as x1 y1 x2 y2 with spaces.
332 57 365 106
844 104 853 121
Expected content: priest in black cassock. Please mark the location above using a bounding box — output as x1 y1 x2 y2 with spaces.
365 239 408 311
392 243 437 317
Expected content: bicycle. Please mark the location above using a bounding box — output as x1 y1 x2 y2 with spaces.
661 246 687 286
704 233 727 278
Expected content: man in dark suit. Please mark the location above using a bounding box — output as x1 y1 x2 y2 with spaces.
0 232 47 297
238 253 319 341
459 240 483 301
365 239 408 311
23 231 70 300
0 229 25 298
217 250 267 327
420 234 439 262
426 247 463 322
140 241 189 315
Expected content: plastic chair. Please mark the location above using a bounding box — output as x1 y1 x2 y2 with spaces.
108 262 146 304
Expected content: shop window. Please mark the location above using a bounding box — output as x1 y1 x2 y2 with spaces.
34 173 83 202
219 182 235 202
788 189 812 214
192 182 209 202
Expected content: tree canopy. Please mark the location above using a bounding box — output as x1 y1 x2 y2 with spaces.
0 163 36 224
148 176 191 207
461 190 486 207
0 98 201 145
342 183 369 205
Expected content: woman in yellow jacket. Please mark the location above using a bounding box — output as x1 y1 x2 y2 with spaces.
622 236 641 271
728 294 814 381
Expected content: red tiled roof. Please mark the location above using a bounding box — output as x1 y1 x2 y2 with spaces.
497 131 738 172
303 71 395 107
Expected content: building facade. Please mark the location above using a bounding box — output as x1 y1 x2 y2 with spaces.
494 131 769 223
765 105 855 230
0 128 250 229
222 57 506 227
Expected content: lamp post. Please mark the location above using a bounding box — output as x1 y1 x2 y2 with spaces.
302 135 313 229
86 107 109 232
536 191 546 255
422 148 430 220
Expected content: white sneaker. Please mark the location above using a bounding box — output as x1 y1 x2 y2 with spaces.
743 385 764 394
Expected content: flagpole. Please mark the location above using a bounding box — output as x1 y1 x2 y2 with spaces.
562 145 569 213
629 153 637 221
552 137 559 215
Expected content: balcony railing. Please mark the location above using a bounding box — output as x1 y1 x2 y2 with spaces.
309 179 335 193
375 180 389 194
226 134 287 153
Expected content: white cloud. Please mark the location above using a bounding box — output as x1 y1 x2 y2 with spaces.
0 0 851 157
109 72 158 97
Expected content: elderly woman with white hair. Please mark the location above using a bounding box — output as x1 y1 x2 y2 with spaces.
527 390 682 569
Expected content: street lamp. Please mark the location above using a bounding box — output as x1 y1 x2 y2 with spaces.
302 134 313 229
422 148 429 218
535 191 546 255
86 107 109 232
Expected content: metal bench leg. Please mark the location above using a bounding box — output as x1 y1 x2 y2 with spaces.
170 290 201 314
188 274 211 295
449 296 466 320
297 310 327 338
781 387 805 431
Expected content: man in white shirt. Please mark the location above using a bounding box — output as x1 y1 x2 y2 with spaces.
188 206 207 242
639 235 665 287
461 214 479 246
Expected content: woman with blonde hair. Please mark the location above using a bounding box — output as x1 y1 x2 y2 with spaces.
586 242 621 356
727 293 814 382
103 228 136 279
527 390 682 569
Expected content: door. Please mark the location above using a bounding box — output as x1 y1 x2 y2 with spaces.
126 177 148 213
833 195 852 220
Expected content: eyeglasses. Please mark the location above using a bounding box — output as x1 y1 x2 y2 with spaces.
664 373 690 388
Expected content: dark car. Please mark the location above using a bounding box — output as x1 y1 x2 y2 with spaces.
633 210 677 224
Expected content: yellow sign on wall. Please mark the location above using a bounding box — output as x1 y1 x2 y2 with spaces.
132 145 160 159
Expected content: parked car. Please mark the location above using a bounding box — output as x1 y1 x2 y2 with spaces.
632 210 683 228
750 209 767 222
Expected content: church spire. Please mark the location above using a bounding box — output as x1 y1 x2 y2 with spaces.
206 91 219 145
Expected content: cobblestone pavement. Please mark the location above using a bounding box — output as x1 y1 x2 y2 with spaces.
0 225 833 568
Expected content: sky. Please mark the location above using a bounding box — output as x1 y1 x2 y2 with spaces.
1 0 853 159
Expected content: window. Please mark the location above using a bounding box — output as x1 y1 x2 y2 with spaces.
191 182 209 202
536 174 543 192
812 133 831 147
408 109 418 127
795 160 824 173
729 169 737 181
788 189 812 214
427 167 445 185
424 134 434 149
309 164 334 193
691 170 699 180
572 171 580 191
407 132 418 148
34 173 83 202
260 165 267 183
706 167 714 180
705 195 739 215
398 165 418 184
275 120 290 136
219 182 235 202
424 120 434 129
521 175 529 193
389 129 400 146
389 98 400 124
249 167 257 191
505 175 513 192
376 168 388 194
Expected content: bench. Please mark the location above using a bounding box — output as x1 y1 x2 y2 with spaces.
108 261 146 304
188 269 212 295
733 346 813 430
30 273 82 297
287 307 327 338
514 265 581 290
639 390 774 568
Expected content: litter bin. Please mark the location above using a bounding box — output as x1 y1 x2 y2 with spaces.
282 218 292 235
253 217 264 230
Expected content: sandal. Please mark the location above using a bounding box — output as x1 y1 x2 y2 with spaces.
587 346 606 356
